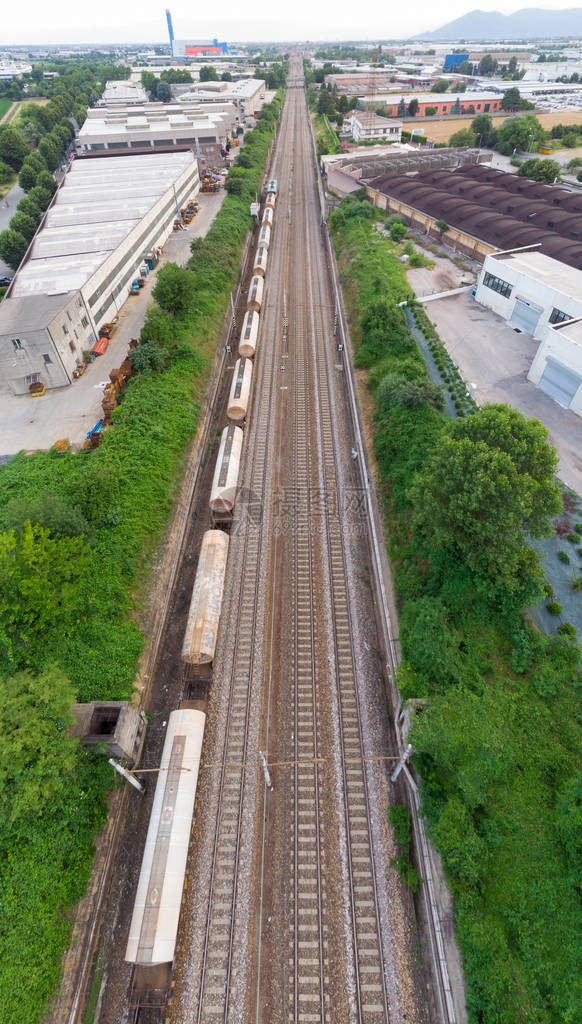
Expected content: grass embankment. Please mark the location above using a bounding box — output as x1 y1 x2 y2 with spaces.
0 90 283 1024
312 112 341 155
0 98 13 121
331 195 582 1024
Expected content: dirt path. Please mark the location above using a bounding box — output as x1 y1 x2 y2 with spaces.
1 96 50 125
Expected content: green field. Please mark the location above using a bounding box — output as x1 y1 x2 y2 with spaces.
0 98 13 120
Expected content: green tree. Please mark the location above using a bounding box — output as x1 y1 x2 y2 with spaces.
8 211 37 243
450 127 476 147
141 70 157 95
518 157 561 183
478 54 498 76
0 159 13 185
38 136 59 171
36 169 56 195
0 523 91 674
435 219 449 237
0 666 79 848
431 79 449 92
502 86 524 111
471 112 493 138
389 220 408 242
18 161 40 192
407 98 419 116
496 113 545 155
156 79 171 103
1 491 91 540
508 55 519 77
28 184 53 212
16 194 42 221
410 405 561 606
221 71 232 82
0 124 29 170
199 65 218 82
152 262 196 315
0 228 28 270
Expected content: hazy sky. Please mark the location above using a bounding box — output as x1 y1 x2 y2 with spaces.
2 0 581 46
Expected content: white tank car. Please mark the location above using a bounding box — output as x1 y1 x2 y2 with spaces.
227 357 253 422
209 424 243 514
181 530 229 665
253 246 268 277
239 309 259 358
247 274 264 312
258 223 271 250
265 191 277 210
262 206 273 227
125 708 206 966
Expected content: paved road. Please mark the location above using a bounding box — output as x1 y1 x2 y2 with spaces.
0 189 226 456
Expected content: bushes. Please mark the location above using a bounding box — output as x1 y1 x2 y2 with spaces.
0 87 284 1024
330 192 582 1024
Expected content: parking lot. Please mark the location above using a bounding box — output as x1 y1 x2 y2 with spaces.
0 190 226 458
422 289 582 494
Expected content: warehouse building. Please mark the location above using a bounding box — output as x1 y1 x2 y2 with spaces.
78 103 235 165
97 80 149 106
178 78 266 117
475 248 582 415
529 319 582 416
367 163 582 269
0 151 199 395
374 91 503 116
475 248 582 337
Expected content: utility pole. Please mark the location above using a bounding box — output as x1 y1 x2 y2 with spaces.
390 743 413 784
259 750 273 790
108 758 145 794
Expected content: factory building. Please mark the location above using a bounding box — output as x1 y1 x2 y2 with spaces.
529 319 582 416
376 92 503 116
97 80 149 107
178 78 266 118
173 38 228 57
0 151 199 395
78 103 235 165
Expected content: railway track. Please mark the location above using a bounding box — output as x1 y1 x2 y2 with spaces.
192 87 295 1023
282 74 391 1022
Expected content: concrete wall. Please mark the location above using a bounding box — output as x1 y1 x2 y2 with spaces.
528 322 582 417
366 186 496 261
475 254 582 340
0 292 95 395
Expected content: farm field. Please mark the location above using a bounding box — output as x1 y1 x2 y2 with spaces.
410 107 582 144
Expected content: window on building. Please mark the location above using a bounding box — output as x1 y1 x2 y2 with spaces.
81 316 89 328
43 353 53 365
25 373 40 385
62 323 68 334
11 338 23 351
69 340 76 353
67 311 72 322
549 307 573 325
483 271 512 298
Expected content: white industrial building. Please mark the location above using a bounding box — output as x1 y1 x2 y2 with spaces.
345 111 402 144
475 248 582 415
178 78 266 117
97 80 149 106
78 102 236 165
0 151 199 395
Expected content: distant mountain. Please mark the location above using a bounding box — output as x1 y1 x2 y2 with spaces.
418 7 582 40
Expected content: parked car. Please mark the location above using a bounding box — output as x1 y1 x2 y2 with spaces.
0 276 13 287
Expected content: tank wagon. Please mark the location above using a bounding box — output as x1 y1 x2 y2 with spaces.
210 424 243 519
247 274 264 312
253 245 269 278
125 708 206 969
261 207 274 227
267 178 278 194
239 309 259 358
227 357 253 422
265 191 276 210
181 530 229 666
258 223 271 250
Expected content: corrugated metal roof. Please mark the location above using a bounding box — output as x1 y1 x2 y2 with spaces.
8 152 196 298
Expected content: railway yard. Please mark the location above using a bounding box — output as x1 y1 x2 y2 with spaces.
92 57 429 1024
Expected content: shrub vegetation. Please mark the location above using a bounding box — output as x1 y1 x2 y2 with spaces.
330 194 582 1024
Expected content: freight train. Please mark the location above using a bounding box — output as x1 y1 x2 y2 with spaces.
125 183 276 1015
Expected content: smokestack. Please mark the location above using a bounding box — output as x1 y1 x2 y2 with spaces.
165 9 175 56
